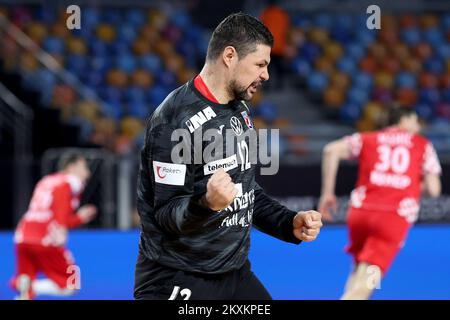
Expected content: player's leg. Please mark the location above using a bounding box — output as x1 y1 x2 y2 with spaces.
343 263 357 294
231 260 272 300
342 211 411 300
34 246 79 297
341 262 382 300
11 243 38 300
134 251 181 299
342 208 369 299
32 279 76 296
134 250 234 300
15 274 32 300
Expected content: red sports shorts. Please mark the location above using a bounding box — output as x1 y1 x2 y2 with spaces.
11 243 77 297
345 208 411 274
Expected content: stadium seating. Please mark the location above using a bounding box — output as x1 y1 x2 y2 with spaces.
0 6 209 153
1 6 449 154
289 12 450 134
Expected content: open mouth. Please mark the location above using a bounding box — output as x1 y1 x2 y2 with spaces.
249 82 261 93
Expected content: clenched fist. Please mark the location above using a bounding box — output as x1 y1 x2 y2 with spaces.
293 210 323 242
77 204 98 224
201 169 238 211
318 193 338 222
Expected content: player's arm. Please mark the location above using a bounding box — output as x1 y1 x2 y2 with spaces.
146 122 227 235
52 184 81 228
52 185 95 228
251 183 300 244
251 183 322 244
423 174 441 198
422 142 442 198
319 136 356 221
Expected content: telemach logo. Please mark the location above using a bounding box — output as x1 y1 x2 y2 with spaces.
203 155 238 175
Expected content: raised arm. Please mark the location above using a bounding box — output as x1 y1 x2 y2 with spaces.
319 136 355 221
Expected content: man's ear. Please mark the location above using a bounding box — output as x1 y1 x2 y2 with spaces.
222 46 237 68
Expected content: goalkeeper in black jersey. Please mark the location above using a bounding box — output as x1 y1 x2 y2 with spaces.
134 12 323 300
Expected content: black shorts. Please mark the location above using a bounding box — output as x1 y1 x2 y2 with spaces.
134 252 272 300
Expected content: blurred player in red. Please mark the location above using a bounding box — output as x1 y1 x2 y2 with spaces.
319 108 442 299
11 152 97 300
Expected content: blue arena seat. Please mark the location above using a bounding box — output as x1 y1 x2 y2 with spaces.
307 71 328 92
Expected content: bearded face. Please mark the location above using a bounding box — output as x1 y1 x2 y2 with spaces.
228 79 263 101
227 44 271 101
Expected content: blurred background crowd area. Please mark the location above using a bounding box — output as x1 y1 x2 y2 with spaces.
1 2 450 299
0 0 449 162
1 0 450 230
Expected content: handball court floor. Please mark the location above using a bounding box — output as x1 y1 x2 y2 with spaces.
1 225 449 300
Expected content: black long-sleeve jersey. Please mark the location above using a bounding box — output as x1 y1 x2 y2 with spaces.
136 78 301 274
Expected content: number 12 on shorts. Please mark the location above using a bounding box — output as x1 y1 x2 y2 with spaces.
169 286 192 300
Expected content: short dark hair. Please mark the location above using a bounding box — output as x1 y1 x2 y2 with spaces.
57 151 86 171
388 107 417 126
206 12 274 61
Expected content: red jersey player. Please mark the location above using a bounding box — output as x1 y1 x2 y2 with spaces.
11 152 97 300
319 108 442 299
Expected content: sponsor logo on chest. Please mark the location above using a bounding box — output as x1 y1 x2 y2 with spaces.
203 154 238 175
230 116 243 136
185 106 217 133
